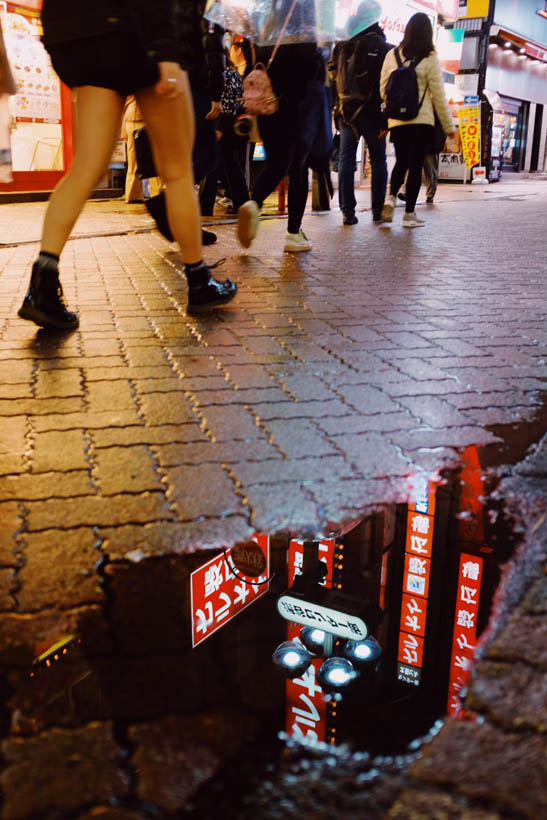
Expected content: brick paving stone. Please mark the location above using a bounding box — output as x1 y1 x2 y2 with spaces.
92 422 206 448
245 481 319 534
198 404 267 440
137 391 196 425
99 515 252 559
26 492 172 532
232 455 350 487
0 417 27 475
152 439 279 468
32 430 89 473
34 368 83 399
394 427 501 451
252 398 349 421
395 395 474 428
0 722 128 819
17 528 103 611
0 502 19 565
410 720 547 819
0 568 16 610
0 397 84 416
334 384 404 415
0 470 93 501
163 462 243 519
265 418 341 459
92 445 163 495
86 379 137 413
33 409 142 432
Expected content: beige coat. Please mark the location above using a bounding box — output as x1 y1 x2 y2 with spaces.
380 48 455 135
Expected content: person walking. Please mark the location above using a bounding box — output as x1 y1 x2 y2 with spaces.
17 0 236 331
379 12 454 228
237 0 331 254
121 95 145 203
333 0 391 225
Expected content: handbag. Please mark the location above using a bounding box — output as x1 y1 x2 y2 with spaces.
133 127 157 179
242 0 298 116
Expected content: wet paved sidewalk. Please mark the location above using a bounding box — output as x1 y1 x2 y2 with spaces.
0 176 546 818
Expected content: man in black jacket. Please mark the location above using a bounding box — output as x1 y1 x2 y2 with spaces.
333 0 391 224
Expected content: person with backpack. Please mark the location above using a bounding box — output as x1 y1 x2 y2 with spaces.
333 0 392 225
237 0 327 253
379 12 455 228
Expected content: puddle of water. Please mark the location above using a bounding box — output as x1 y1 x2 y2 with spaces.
0 434 540 818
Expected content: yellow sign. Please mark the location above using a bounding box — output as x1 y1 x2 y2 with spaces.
457 105 481 168
459 0 490 17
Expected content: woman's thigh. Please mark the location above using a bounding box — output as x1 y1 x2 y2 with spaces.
136 76 195 182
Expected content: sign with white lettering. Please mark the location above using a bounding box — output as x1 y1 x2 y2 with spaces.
190 534 270 647
277 594 368 641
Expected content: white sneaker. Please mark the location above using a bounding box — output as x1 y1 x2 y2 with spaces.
283 229 312 253
237 200 260 248
381 195 396 223
402 212 425 228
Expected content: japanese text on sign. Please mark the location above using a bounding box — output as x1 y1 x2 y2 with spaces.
190 534 270 647
277 594 368 641
457 105 480 169
447 552 483 718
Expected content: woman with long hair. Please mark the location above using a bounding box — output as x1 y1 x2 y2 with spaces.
18 0 236 330
379 12 455 227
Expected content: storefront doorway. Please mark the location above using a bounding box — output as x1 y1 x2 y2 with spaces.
499 96 528 172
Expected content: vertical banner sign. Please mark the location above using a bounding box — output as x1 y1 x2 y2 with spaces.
457 105 481 169
447 552 483 718
285 539 335 743
190 534 270 648
396 481 436 687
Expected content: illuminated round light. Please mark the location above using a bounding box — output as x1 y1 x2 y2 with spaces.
300 626 327 655
317 657 359 692
504 41 512 48
344 636 383 665
519 47 526 54
272 640 312 678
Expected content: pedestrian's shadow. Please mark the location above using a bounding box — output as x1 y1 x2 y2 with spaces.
26 326 78 354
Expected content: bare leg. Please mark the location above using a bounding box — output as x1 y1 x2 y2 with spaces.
41 87 125 256
136 74 201 264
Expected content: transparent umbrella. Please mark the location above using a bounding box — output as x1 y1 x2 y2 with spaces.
204 0 347 45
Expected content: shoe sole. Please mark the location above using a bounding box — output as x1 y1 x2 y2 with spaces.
283 245 312 253
18 305 79 330
380 204 394 222
402 222 425 228
237 204 258 248
187 291 237 314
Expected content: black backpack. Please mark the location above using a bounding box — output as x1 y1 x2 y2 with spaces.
383 48 427 120
336 37 375 105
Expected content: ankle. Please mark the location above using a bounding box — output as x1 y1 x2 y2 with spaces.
184 260 208 287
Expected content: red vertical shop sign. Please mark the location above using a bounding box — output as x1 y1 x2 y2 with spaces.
396 482 436 687
285 539 335 743
190 534 270 648
447 552 483 718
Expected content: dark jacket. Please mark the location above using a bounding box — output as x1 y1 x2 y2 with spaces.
333 23 391 120
174 3 224 100
255 43 318 101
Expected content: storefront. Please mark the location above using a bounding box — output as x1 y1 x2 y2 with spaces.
0 0 73 193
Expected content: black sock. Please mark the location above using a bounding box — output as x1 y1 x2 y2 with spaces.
184 260 208 287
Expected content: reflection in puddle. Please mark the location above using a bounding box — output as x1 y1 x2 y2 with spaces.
2 445 522 818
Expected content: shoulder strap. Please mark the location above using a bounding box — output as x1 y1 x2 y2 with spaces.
266 0 299 69
394 48 403 68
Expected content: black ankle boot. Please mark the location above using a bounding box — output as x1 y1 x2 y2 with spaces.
186 261 237 314
18 257 79 330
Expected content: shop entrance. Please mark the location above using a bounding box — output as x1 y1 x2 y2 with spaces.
499 96 527 172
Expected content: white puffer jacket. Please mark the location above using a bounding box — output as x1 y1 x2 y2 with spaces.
380 47 455 134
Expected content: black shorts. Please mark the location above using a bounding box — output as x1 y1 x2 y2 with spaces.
47 31 160 96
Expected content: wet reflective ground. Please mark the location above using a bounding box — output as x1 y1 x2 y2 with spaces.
1 422 543 819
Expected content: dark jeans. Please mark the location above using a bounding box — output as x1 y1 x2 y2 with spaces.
191 84 218 185
200 121 250 215
389 124 434 213
338 115 387 219
252 99 309 235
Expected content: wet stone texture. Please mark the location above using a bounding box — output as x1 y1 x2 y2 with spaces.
0 182 546 816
